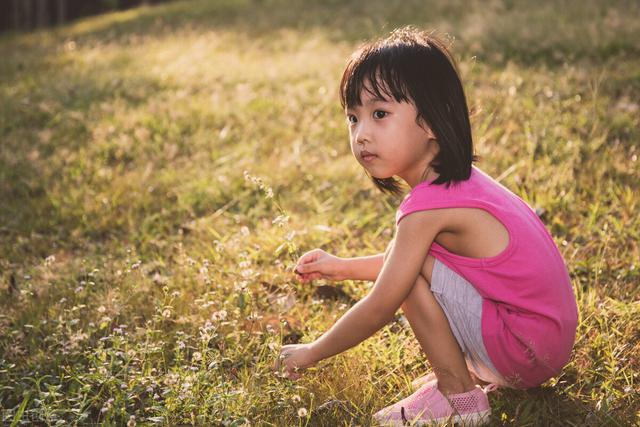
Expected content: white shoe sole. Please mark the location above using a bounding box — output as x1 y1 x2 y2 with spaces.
375 408 491 426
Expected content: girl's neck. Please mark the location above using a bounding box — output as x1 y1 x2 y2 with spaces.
407 166 439 189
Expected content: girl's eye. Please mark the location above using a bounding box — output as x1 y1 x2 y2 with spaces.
347 115 357 124
373 110 387 119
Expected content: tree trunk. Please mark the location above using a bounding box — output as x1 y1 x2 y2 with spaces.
36 0 48 28
23 0 33 30
57 0 67 25
11 0 20 30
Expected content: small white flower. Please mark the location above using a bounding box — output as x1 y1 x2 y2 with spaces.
292 394 301 403
272 214 290 227
297 407 308 417
211 310 227 321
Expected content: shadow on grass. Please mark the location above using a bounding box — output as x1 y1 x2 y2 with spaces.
0 0 638 259
303 385 630 426
0 52 174 260
10 0 636 68
491 385 629 426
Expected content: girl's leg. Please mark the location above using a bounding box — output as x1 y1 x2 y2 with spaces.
400 255 476 396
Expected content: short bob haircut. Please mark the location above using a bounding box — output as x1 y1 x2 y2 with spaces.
340 26 477 197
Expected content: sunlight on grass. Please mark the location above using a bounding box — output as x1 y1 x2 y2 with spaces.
0 0 638 425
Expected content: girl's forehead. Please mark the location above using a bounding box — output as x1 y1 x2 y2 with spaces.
359 90 391 104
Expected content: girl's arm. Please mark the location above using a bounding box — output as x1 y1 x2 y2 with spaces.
309 210 442 363
340 238 395 282
340 253 384 282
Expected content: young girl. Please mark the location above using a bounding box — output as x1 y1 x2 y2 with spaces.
274 27 578 425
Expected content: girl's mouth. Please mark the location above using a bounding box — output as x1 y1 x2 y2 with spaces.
361 152 377 162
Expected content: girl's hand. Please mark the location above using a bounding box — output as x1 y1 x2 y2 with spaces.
274 343 318 380
293 249 347 283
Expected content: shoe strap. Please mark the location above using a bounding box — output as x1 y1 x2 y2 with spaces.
400 406 409 424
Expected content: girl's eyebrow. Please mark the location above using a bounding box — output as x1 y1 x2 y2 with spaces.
346 97 391 111
364 96 390 104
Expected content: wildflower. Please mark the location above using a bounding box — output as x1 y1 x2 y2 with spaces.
192 351 202 362
297 407 308 417
292 394 301 403
272 214 290 227
213 240 225 253
101 397 114 413
127 415 136 427
162 308 172 318
44 255 56 266
211 310 227 321
234 281 248 292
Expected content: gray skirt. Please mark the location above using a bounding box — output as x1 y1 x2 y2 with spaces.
431 258 510 387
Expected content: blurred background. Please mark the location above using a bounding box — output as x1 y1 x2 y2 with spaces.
1 0 178 32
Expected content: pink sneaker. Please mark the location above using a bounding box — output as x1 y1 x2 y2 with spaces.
373 384 491 426
411 372 437 391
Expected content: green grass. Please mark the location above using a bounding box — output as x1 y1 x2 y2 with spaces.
1 0 639 425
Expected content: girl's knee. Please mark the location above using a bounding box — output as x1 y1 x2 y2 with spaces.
401 272 432 312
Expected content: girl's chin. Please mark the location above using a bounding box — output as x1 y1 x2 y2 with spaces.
370 172 393 180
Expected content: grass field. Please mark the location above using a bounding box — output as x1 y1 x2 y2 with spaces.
1 0 639 425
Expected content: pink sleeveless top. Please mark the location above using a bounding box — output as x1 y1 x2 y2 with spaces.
396 166 578 388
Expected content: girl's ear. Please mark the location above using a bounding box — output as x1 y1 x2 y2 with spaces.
416 116 436 139
427 136 440 156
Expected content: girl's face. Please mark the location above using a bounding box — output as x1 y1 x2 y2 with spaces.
345 82 439 188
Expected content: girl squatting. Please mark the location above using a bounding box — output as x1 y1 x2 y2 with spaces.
275 27 578 426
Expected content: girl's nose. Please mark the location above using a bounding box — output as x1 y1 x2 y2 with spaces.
354 123 371 145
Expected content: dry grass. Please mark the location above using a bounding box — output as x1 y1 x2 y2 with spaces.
0 0 638 425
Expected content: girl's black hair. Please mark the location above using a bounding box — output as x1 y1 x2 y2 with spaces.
340 26 477 197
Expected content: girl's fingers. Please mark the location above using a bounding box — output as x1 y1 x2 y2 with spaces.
296 263 312 273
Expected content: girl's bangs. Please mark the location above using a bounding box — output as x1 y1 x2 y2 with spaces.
340 51 411 109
